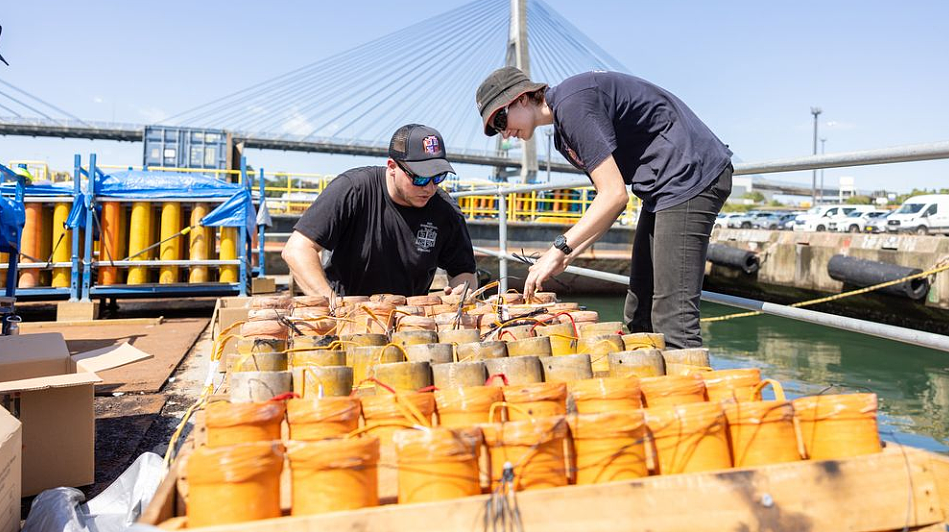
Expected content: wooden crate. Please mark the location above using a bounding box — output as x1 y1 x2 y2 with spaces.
141 443 949 532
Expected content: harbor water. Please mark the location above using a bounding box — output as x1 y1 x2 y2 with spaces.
577 295 949 454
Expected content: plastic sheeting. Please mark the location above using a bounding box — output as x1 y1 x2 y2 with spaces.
0 194 24 253
199 189 255 230
20 452 165 532
95 170 244 199
0 181 75 197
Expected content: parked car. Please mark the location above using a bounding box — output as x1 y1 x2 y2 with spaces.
728 211 772 229
831 210 889 233
864 212 893 233
886 194 949 235
753 212 798 230
794 205 873 232
715 212 742 229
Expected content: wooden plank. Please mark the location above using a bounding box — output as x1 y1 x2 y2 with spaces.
22 317 163 330
142 447 946 532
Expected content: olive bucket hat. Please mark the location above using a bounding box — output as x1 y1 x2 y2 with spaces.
476 66 547 137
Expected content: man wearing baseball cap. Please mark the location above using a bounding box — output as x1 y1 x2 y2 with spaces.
283 124 477 297
476 67 732 349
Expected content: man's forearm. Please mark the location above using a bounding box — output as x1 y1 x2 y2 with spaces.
283 234 336 298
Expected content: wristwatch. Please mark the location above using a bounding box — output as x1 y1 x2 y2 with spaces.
553 234 573 255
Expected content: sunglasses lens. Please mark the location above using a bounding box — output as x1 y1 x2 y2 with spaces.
433 173 448 185
412 175 431 186
493 108 507 132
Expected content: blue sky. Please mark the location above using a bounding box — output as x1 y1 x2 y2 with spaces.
0 0 946 193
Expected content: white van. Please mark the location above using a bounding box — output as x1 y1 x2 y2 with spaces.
793 205 871 232
885 194 949 235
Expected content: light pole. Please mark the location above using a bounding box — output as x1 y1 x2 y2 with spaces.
546 129 552 182
810 107 822 206
819 137 826 204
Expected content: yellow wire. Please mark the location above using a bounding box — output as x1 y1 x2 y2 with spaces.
702 259 949 323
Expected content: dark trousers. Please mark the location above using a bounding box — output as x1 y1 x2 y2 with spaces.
623 166 732 349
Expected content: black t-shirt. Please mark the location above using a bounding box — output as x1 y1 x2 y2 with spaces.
546 71 733 212
292 166 476 297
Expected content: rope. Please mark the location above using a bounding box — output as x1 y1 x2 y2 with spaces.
701 259 949 323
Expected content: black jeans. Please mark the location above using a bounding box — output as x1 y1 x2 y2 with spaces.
623 165 732 349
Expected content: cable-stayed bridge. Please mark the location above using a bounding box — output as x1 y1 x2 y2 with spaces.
0 0 846 196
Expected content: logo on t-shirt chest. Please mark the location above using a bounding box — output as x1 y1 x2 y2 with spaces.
415 222 438 253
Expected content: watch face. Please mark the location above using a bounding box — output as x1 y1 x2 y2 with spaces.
554 235 566 247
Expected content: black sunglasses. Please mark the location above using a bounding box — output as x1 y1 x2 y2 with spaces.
491 105 508 133
396 161 449 187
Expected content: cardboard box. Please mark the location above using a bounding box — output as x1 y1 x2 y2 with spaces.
210 297 249 362
0 407 21 532
0 333 152 496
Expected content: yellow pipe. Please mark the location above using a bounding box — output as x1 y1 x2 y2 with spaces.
52 203 72 287
98 202 122 286
190 203 209 283
18 203 42 288
116 203 127 270
127 202 152 285
159 202 181 284
219 227 238 283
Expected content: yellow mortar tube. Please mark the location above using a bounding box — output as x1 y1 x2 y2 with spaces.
127 202 153 285
159 202 182 284
190 203 209 283
51 202 72 287
219 227 238 283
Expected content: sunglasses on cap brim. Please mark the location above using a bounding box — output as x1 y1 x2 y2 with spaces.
396 161 450 187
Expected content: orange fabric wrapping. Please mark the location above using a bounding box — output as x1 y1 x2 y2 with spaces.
569 377 642 414
393 427 482 503
502 382 567 421
701 368 762 403
568 411 648 484
645 402 731 475
205 401 285 448
480 416 568 491
287 397 361 440
435 386 504 427
792 393 882 460
640 375 707 407
187 441 284 527
286 437 380 515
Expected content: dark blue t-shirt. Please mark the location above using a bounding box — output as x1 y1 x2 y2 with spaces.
546 71 732 212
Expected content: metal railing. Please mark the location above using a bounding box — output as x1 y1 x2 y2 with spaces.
454 140 949 353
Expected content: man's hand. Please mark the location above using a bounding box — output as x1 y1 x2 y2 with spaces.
523 247 570 299
445 272 477 297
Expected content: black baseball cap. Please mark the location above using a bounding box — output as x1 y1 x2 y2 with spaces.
476 66 548 137
388 124 455 177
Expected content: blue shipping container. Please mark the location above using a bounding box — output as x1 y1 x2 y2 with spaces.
143 126 231 170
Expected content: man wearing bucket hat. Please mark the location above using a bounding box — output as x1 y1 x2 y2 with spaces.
283 124 477 298
476 68 732 349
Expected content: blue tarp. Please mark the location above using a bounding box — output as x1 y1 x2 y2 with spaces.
0 195 25 253
0 181 74 197
95 170 245 199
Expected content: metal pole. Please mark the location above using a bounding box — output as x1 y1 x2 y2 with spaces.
498 191 508 293
257 167 266 277
546 130 552 182
238 156 248 296
81 154 96 302
810 107 822 205
820 137 826 203
69 154 81 301
472 246 949 353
